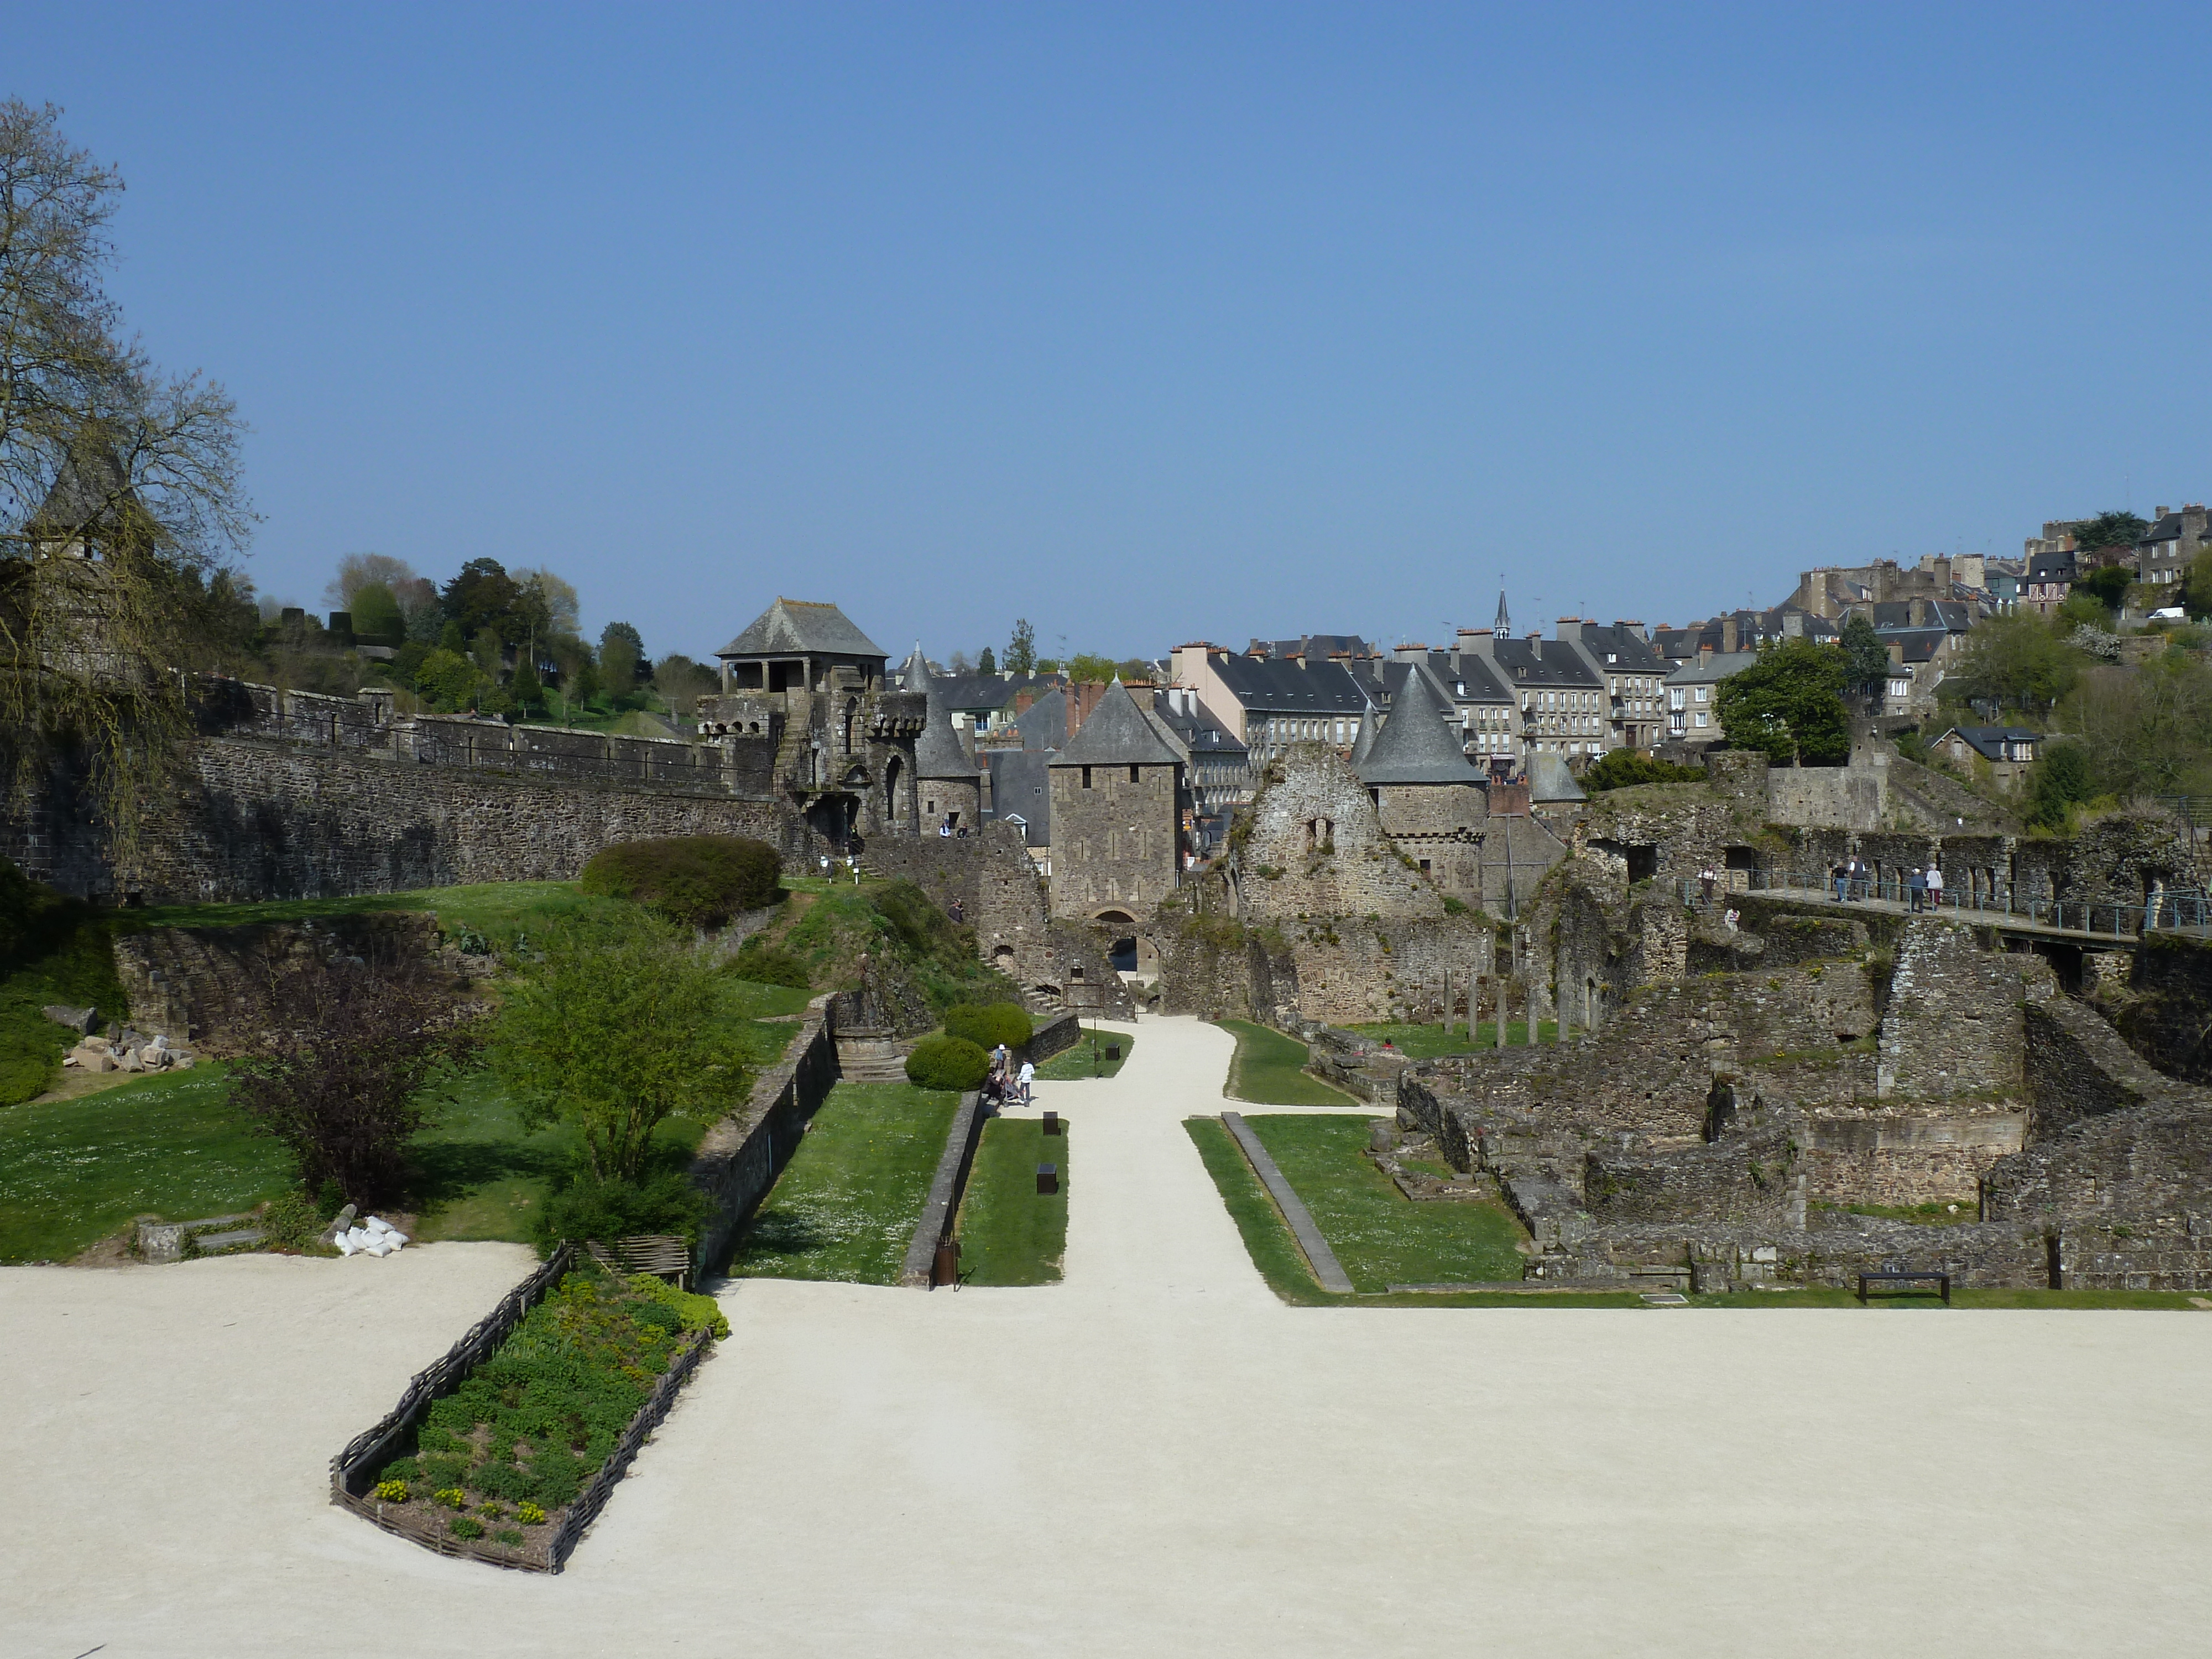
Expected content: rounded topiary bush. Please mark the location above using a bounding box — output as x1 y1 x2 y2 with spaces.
578 836 781 928
941 1000 1034 1051
905 1034 989 1091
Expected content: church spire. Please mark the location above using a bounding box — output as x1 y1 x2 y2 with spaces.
1494 581 1511 635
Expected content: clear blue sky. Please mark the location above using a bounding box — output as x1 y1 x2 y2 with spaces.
15 4 2211 664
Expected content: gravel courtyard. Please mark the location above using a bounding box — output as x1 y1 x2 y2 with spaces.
6 1016 2209 1657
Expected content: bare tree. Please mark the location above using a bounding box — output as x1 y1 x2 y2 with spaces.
0 101 252 877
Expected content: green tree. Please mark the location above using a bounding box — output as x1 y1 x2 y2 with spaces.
2185 549 2212 619
1005 618 1036 675
440 557 521 639
2078 563 2135 614
469 624 505 680
324 552 416 611
1944 613 2079 714
1839 613 1889 697
977 645 997 675
2072 510 2148 552
349 580 404 643
1066 651 1119 683
2027 741 2096 831
599 620 643 700
509 654 542 714
489 912 740 1182
2063 655 2212 799
414 647 478 712
1711 638 1850 766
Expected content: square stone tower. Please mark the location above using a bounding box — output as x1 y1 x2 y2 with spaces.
1047 682 1185 921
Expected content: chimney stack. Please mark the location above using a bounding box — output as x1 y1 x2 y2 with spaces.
1721 615 1739 654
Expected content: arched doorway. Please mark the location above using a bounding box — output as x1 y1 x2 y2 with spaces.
884 755 905 831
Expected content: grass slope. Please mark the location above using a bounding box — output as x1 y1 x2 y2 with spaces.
728 1082 961 1283
132 880 611 946
1032 1028 1133 1081
1214 1019 1353 1105
956 1117 1068 1285
0 1064 296 1262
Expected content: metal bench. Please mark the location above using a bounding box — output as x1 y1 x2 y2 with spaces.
1858 1269 1950 1306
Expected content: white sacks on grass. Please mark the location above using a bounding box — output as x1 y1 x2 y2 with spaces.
336 1216 409 1259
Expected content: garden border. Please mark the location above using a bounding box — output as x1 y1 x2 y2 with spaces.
902 1089 987 1287
328 1244 715 1574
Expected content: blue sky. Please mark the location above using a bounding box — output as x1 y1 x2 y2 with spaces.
14 4 2212 664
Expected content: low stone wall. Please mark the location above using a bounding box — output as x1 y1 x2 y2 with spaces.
1019 1011 1082 1066
690 995 841 1272
2056 1213 2212 1291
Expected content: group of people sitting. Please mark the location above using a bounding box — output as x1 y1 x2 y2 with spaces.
979 1041 1035 1108
1830 857 1945 911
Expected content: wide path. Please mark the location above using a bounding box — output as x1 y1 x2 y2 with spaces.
6 1015 2211 1656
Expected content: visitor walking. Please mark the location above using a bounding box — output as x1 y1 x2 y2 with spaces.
1926 864 1944 910
1018 1058 1034 1106
1699 865 1717 905
1848 856 1866 901
1908 866 1926 912
1832 861 1849 902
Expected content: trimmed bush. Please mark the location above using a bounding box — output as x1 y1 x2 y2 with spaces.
942 1001 1033 1051
579 836 782 929
730 940 809 988
905 1034 989 1091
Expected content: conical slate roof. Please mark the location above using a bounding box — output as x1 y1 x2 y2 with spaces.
1348 706 1378 766
1527 752 1587 803
915 673 975 779
1357 666 1479 786
718 598 886 660
1052 681 1182 768
1494 588 1511 633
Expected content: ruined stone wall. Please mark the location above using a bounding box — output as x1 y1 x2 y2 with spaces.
109 912 475 1047
1239 748 1442 925
2110 934 2212 1084
1878 919 2028 1100
1767 763 1886 831
2056 1214 2212 1292
859 823 1128 1017
1276 911 1498 1026
1151 916 1301 1025
1584 1123 1803 1229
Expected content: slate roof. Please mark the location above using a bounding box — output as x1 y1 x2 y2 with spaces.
1485 634 1604 690
1939 725 2041 760
1051 682 1183 768
1527 752 1587 803
1865 601 1973 632
27 444 134 540
717 598 886 661
1152 693 1246 757
914 675 977 778
1016 687 1068 750
1357 666 1481 786
1663 650 1761 687
1575 621 1668 674
2027 550 2077 583
984 749 1052 846
1207 653 1374 716
1875 628 1948 665
1244 633 1374 661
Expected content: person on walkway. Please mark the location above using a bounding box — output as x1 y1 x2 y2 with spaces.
1908 865 1926 912
1018 1058 1035 1105
1832 862 1849 902
1926 864 1944 910
1699 866 1717 905
991 1041 1011 1079
1849 856 1866 901
938 817 952 837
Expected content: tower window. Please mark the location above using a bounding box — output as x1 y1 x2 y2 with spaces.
1129 764 1140 783
1082 766 1093 789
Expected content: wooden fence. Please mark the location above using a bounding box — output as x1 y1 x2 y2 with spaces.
327 1243 716 1574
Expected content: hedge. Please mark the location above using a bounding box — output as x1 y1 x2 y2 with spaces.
942 1001 1033 1051
578 836 781 928
906 1034 989 1091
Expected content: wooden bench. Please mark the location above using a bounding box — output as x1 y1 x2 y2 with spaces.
1858 1269 1950 1306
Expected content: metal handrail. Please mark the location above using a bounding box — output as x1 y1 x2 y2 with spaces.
1680 868 2212 938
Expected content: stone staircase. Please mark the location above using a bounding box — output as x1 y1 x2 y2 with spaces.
836 1030 913 1084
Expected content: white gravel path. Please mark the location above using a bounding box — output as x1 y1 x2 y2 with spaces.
4 1013 2209 1657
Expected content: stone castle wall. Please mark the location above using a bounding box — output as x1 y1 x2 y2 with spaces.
1048 761 1179 921
1239 748 1442 924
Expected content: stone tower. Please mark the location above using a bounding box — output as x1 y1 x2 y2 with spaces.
1356 663 1488 900
1047 681 1186 921
914 658 983 833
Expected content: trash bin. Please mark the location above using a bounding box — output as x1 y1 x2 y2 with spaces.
932 1239 960 1287
1036 1164 1059 1194
1105 1044 1120 1062
1043 1110 1061 1136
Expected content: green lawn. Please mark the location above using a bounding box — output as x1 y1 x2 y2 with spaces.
1215 1019 1353 1105
1349 1021 1557 1056
1183 1118 2206 1311
0 1064 298 1262
722 978 815 1020
954 1117 1068 1285
1242 1113 1526 1291
1032 1028 1133 1081
728 1082 961 1283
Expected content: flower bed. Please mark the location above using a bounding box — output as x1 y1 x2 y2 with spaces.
332 1255 726 1572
